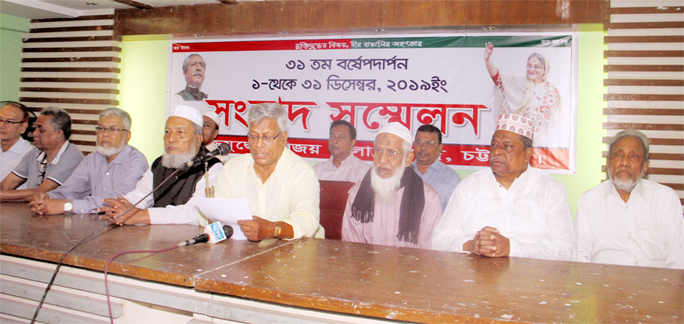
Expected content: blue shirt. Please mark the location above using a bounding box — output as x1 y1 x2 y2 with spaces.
48 145 148 213
411 160 461 211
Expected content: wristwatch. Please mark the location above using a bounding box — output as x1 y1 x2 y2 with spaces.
64 201 73 213
274 222 282 238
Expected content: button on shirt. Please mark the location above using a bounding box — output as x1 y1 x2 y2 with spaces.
47 145 149 213
576 179 684 269
432 167 576 261
214 148 324 239
12 141 83 189
313 154 370 183
0 137 32 190
411 160 461 211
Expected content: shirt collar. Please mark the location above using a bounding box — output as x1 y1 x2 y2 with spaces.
36 141 70 165
493 166 533 189
605 178 645 201
107 145 132 165
411 159 445 173
330 153 354 166
7 137 29 154
248 148 290 178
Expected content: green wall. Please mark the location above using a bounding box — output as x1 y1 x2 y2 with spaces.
0 14 30 100
120 40 169 164
552 24 607 216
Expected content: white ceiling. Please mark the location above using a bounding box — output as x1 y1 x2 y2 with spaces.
0 0 236 19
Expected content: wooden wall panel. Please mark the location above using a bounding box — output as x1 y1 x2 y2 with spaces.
19 15 120 155
605 1 684 206
114 0 606 37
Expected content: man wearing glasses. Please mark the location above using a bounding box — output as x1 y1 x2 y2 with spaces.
100 105 223 225
29 108 148 215
341 122 442 249
214 103 324 241
0 107 83 201
0 102 32 189
411 124 461 211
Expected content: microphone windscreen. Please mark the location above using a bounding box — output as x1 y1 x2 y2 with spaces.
217 142 231 155
195 233 210 244
223 225 234 239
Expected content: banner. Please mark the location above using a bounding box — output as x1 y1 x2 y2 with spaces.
167 34 577 172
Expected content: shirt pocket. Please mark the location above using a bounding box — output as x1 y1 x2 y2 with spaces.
636 228 666 259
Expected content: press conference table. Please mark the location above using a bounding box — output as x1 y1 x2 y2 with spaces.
0 202 682 323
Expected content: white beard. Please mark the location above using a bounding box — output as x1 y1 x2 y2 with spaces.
162 142 198 169
96 142 126 158
371 162 405 203
609 171 640 193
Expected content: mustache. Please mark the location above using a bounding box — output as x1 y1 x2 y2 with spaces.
193 71 203 77
615 166 635 174
490 156 504 162
376 163 393 170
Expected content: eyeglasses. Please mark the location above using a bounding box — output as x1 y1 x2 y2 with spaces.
95 126 128 134
37 158 48 184
248 131 281 143
414 139 438 148
0 118 24 126
373 147 404 160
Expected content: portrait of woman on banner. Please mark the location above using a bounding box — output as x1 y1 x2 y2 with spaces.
483 42 562 138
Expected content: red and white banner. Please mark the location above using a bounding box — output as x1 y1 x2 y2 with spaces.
167 34 577 172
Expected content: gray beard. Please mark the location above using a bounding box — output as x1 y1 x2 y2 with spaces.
370 162 405 203
162 144 198 169
96 142 126 158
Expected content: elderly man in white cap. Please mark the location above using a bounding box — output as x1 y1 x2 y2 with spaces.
341 122 442 249
101 105 223 225
432 114 575 261
202 110 229 163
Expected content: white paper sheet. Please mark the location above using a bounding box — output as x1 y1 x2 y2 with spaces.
194 197 252 241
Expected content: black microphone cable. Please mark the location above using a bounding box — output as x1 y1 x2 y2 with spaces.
30 165 192 324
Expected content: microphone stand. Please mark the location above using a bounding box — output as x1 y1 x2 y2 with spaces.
30 162 198 324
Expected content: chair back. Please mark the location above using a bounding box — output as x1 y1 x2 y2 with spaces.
319 180 355 240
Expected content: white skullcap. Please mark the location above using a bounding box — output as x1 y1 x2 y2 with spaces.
377 122 412 145
169 105 203 127
202 110 220 127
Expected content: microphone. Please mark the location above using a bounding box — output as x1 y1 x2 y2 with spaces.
178 223 233 247
183 143 231 169
179 233 210 247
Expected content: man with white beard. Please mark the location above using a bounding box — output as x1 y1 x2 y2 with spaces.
101 105 223 225
341 122 442 249
29 108 147 215
576 129 684 268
